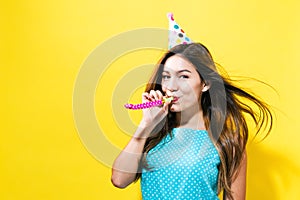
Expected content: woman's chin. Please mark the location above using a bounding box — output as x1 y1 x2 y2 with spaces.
170 105 181 112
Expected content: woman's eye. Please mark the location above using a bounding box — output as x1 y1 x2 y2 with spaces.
179 75 189 79
162 75 170 80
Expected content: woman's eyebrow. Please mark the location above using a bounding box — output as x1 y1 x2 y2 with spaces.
162 69 192 74
177 69 192 74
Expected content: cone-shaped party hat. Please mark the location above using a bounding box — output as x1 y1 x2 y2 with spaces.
167 12 193 49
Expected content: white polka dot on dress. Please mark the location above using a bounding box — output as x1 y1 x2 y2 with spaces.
141 128 220 200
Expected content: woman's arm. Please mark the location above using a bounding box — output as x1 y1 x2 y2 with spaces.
111 125 150 188
111 90 169 188
224 152 247 200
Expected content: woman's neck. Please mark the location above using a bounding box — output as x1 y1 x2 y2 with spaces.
175 106 206 130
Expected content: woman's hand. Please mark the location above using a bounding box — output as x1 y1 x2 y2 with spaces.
139 90 170 132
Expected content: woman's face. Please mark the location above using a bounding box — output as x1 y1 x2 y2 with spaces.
161 55 207 112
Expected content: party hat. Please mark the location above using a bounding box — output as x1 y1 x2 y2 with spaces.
167 13 193 49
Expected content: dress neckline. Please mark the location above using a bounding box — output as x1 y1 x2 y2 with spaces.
172 127 208 133
172 127 208 134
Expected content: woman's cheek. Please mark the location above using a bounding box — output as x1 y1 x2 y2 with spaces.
161 85 166 93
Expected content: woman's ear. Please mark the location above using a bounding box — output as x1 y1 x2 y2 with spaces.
202 82 210 92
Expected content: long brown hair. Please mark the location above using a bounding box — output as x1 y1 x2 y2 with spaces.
136 43 273 200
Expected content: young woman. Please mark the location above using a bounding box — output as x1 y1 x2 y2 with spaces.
111 43 273 200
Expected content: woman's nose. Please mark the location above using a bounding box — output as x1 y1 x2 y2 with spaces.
166 77 178 92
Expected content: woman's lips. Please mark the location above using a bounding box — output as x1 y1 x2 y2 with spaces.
172 96 179 103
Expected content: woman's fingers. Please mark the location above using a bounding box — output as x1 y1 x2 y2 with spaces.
149 90 159 101
143 90 164 102
140 90 169 128
149 90 165 101
142 92 150 102
156 90 163 100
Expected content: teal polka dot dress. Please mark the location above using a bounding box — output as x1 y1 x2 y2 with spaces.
141 128 220 200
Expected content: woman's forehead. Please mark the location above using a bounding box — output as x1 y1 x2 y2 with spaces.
163 55 197 72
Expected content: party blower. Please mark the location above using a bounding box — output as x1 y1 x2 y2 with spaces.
124 96 174 110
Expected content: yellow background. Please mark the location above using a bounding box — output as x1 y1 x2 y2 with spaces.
1 0 300 199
